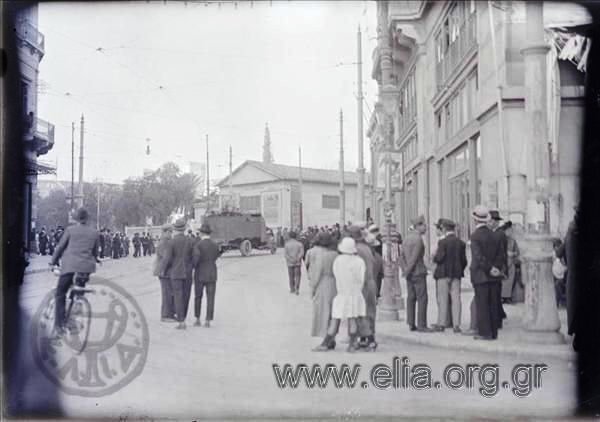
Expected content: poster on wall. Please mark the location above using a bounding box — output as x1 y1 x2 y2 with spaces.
262 192 280 226
376 152 404 191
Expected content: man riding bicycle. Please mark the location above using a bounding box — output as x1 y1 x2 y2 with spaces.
50 207 100 335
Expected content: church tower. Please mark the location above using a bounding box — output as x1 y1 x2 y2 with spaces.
262 122 274 164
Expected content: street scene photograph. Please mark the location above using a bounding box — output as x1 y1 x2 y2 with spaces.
2 0 598 420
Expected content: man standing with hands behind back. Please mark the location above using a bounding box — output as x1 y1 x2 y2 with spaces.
469 205 503 340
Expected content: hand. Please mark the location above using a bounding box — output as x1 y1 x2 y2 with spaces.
490 267 501 277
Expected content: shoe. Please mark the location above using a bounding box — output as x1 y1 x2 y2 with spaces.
295 290 300 296
473 335 493 340
328 340 336 350
313 335 336 352
204 320 211 328
194 319 202 327
175 322 186 330
432 326 445 332
358 337 369 348
161 317 177 323
417 327 434 333
346 336 360 353
409 325 417 332
365 341 378 352
453 327 462 334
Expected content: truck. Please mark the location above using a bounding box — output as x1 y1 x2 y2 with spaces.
202 212 276 257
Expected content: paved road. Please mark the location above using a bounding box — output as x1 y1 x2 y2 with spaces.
18 250 575 419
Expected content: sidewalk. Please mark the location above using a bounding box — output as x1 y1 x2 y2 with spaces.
377 276 575 362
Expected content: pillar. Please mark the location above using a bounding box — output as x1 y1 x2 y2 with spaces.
519 1 563 344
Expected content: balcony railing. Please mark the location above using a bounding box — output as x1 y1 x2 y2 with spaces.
16 20 45 56
436 12 477 90
32 117 55 155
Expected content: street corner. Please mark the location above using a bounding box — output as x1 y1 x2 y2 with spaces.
30 276 150 397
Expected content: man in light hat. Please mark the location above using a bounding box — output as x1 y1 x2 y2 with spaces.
192 223 222 327
160 218 193 329
469 205 503 340
284 231 304 295
367 224 384 299
400 215 432 332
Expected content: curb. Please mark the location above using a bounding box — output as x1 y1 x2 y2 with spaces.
377 328 576 362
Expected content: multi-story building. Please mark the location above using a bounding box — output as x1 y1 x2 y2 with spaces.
368 1 587 250
16 4 55 249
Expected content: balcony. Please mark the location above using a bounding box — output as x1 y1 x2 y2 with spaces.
388 1 427 22
435 12 477 90
16 20 45 58
29 117 55 156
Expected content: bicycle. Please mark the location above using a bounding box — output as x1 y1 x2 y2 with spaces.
50 263 100 354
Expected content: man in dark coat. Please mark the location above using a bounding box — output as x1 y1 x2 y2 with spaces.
99 229 106 258
132 233 141 257
112 233 121 259
49 208 100 334
38 228 48 255
489 210 508 327
192 223 223 327
141 233 149 256
400 215 433 332
557 206 578 341
469 205 503 340
160 219 193 330
432 219 467 333
48 229 56 255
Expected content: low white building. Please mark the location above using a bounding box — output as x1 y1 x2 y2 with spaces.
217 160 370 229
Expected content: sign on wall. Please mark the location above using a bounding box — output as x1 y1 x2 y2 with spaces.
262 192 280 226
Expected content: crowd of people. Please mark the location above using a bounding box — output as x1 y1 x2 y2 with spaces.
30 226 65 256
280 204 576 351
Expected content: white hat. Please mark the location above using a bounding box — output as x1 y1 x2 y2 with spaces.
472 205 491 223
368 224 380 233
337 237 357 254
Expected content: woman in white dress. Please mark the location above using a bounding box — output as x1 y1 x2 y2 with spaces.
313 237 366 352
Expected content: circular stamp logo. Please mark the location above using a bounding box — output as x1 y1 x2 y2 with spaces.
31 277 149 397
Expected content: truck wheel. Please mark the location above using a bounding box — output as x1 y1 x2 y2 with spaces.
240 239 252 257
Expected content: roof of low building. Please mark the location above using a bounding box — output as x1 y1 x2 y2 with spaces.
217 160 370 187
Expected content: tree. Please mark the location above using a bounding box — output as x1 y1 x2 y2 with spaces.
36 189 70 229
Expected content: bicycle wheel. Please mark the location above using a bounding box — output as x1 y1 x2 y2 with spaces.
64 295 92 354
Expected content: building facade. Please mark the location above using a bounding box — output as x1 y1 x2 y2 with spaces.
17 5 56 249
216 160 369 229
368 1 585 250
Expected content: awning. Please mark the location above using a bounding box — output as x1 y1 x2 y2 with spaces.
25 159 56 176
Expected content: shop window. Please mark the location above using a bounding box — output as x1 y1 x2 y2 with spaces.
239 195 261 212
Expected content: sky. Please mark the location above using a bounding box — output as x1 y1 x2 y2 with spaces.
36 0 379 185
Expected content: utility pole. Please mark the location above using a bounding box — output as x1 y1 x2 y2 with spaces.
357 25 366 222
229 145 233 208
78 114 84 208
298 146 303 231
71 122 75 211
206 134 210 213
339 109 346 225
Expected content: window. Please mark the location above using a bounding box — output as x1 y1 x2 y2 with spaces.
322 195 340 209
239 195 261 212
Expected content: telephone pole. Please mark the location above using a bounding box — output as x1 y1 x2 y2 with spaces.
229 145 234 208
339 109 346 225
206 134 210 213
78 114 84 208
298 146 303 230
70 122 75 211
357 25 366 222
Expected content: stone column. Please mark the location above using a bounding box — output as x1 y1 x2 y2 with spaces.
519 1 563 344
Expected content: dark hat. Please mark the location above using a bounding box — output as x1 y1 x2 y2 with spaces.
489 210 503 221
441 219 456 230
348 225 364 240
500 220 513 231
161 223 173 232
199 223 212 234
173 218 186 231
73 207 89 223
315 232 333 248
434 218 445 230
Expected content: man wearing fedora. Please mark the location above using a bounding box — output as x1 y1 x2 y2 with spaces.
469 205 503 340
432 219 467 333
154 223 175 322
160 218 194 329
192 223 222 327
284 231 304 295
400 215 433 332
